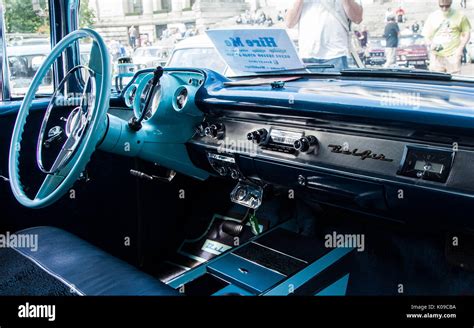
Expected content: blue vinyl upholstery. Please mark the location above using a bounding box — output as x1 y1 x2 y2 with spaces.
12 226 179 296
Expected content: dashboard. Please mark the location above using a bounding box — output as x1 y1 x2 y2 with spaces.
123 69 204 124
189 119 472 193
116 68 474 228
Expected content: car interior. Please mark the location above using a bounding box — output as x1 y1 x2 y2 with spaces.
1 0 474 298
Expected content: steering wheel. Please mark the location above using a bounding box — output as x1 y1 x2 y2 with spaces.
8 28 111 209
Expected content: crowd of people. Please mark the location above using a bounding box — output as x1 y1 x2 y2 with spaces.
385 7 407 23
127 24 199 51
124 9 287 58
287 0 471 74
235 9 282 27
378 0 471 73
120 0 471 76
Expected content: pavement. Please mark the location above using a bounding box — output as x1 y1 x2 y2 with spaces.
460 63 474 76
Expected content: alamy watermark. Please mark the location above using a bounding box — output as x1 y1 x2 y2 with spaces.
217 137 259 157
325 231 365 252
0 231 38 252
380 90 420 109
18 302 55 322
54 92 95 108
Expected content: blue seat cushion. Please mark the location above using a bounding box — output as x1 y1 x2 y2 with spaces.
11 226 179 296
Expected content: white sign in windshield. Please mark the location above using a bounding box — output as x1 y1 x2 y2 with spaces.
206 28 304 74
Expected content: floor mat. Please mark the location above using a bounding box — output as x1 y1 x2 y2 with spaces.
157 214 268 282
0 248 77 296
315 208 474 296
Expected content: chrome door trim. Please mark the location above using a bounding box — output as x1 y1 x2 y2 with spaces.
0 2 11 101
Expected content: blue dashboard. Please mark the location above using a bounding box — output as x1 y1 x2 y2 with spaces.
198 71 474 132
110 68 474 229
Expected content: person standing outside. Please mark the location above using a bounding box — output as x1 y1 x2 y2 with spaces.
412 21 420 34
385 7 393 23
396 7 406 23
423 0 471 74
383 15 400 68
360 25 369 48
355 25 368 48
286 0 363 71
128 25 139 49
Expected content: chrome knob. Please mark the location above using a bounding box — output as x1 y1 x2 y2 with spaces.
247 129 268 145
294 136 318 153
195 122 210 137
204 123 225 140
215 166 228 176
230 169 240 180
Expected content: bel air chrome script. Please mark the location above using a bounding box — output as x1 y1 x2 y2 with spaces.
328 145 394 162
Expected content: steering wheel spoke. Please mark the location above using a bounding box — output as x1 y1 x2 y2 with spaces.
35 172 66 201
49 134 80 173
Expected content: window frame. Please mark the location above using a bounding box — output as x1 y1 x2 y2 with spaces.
124 0 143 16
0 2 10 101
0 0 76 101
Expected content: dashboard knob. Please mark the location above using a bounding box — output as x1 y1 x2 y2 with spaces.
204 123 225 140
247 129 268 145
230 169 240 180
215 166 228 176
195 122 210 137
294 136 318 153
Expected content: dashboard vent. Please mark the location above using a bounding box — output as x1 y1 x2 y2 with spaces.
176 87 188 110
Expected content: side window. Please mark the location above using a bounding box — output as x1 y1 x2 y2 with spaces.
79 1 135 92
124 0 143 15
3 0 52 98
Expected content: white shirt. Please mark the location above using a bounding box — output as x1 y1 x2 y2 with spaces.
298 0 350 60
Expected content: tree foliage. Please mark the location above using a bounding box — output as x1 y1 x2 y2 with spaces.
4 0 96 33
4 0 48 34
79 0 96 28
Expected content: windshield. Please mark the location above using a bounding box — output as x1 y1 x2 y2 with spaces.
135 48 164 58
168 48 227 74
399 36 426 47
79 0 474 80
368 39 386 48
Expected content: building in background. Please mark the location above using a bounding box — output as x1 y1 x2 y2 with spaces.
87 0 474 46
88 0 250 46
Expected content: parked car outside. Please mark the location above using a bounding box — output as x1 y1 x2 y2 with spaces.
396 34 429 69
7 44 52 96
363 38 386 66
166 34 229 74
132 46 171 70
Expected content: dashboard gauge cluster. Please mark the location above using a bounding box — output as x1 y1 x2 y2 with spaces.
123 70 203 124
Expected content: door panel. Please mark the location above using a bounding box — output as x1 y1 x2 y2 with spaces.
0 99 51 185
0 100 142 265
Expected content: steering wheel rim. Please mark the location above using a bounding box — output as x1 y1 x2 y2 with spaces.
8 28 111 209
